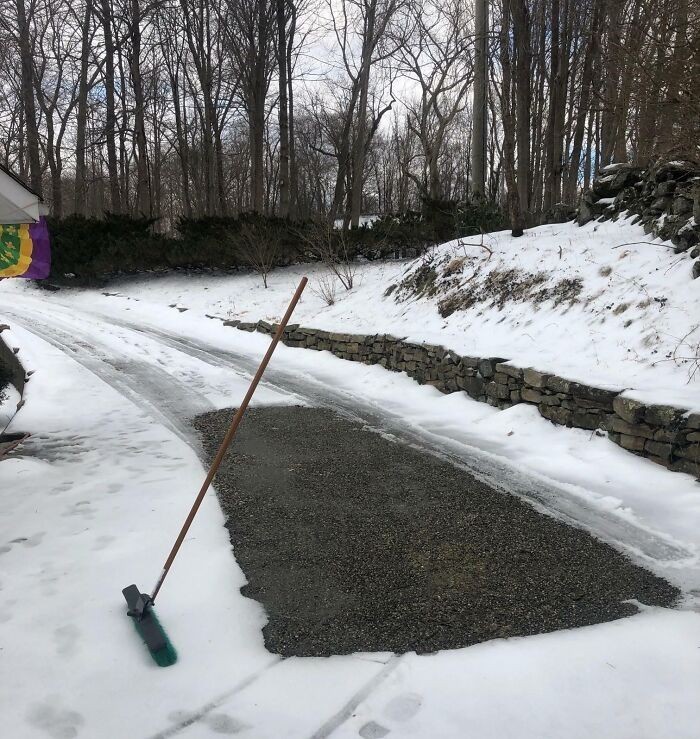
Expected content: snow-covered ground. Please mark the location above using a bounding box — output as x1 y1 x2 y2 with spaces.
87 215 699 410
1 215 700 738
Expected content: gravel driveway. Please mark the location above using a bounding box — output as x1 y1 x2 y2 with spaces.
195 406 679 657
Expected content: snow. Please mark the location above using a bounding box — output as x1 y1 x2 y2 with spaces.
333 214 380 229
599 163 631 173
43 215 699 410
332 609 700 739
1 215 700 737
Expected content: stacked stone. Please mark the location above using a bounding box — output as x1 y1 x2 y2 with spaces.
221 317 700 479
515 368 618 430
606 397 700 476
577 160 700 279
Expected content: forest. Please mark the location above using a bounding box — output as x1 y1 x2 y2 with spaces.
0 0 698 237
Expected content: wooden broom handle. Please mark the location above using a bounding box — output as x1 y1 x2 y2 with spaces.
151 276 308 602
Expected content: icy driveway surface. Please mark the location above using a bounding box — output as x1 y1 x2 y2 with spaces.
0 288 699 738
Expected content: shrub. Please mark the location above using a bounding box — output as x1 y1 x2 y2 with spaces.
45 201 508 281
48 213 171 280
455 199 509 236
237 221 283 288
47 212 307 280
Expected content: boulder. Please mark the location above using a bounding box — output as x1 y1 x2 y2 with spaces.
569 382 619 407
653 160 700 183
644 404 685 428
612 396 646 423
577 191 597 225
539 405 572 426
654 181 676 197
609 417 655 440
545 375 571 394
523 368 550 388
672 196 694 215
495 362 523 379
618 434 647 452
649 197 672 213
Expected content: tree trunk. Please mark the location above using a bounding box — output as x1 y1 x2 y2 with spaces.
250 77 266 213
74 0 94 215
16 0 42 196
330 81 361 225
129 0 150 216
471 0 488 198
542 0 560 212
499 0 524 236
513 0 530 219
565 0 599 202
600 0 623 166
100 0 121 212
350 4 376 229
276 0 290 218
551 0 571 204
286 2 298 219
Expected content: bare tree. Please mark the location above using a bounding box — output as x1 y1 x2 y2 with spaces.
237 221 281 287
498 0 525 236
397 0 475 203
223 0 276 214
0 0 696 228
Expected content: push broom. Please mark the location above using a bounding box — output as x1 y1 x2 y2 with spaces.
122 277 308 667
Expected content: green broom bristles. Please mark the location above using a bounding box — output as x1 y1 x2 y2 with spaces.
132 610 178 667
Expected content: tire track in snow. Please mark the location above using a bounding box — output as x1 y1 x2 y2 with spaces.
146 657 281 739
0 305 217 443
96 316 696 572
308 655 403 739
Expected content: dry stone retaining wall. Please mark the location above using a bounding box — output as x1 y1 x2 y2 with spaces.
221 316 700 479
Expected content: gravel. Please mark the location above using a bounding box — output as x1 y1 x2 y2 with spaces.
194 406 679 658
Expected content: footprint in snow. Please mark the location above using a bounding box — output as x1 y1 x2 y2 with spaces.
49 481 72 496
167 710 248 734
206 713 248 734
26 699 84 739
359 721 391 738
358 693 424 738
383 692 423 722
92 535 115 551
22 532 46 548
62 503 95 519
54 625 80 657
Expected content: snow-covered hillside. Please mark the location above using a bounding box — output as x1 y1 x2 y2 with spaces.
98 215 700 410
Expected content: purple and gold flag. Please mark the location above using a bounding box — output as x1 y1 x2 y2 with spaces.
0 217 51 279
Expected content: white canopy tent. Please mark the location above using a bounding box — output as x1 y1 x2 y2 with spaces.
0 164 42 224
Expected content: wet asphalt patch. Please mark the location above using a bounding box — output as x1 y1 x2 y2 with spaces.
194 406 679 657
